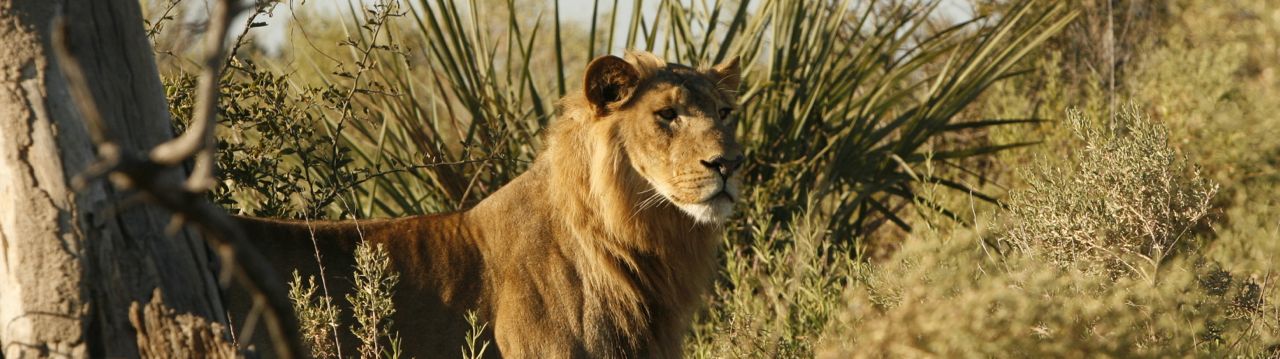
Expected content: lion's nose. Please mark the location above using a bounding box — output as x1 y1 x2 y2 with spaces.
700 155 743 177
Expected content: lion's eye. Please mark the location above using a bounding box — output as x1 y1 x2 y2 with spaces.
719 108 733 119
656 108 678 121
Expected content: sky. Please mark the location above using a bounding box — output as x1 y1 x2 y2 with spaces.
552 0 975 54
557 0 974 24
194 0 978 56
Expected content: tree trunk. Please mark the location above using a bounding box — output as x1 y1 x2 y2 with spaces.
0 0 225 357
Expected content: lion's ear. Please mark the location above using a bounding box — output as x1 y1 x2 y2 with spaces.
709 56 741 92
584 55 640 116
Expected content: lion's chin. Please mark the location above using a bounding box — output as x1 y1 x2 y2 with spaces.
675 195 735 224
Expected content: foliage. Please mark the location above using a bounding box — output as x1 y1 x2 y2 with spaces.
734 1 1073 239
167 62 362 219
820 233 1266 358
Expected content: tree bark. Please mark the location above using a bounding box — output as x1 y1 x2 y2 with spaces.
0 0 224 357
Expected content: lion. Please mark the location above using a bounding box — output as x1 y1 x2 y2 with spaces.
231 51 743 358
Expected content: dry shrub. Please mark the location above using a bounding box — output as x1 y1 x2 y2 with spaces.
819 106 1277 357
288 272 341 359
1002 105 1216 278
460 310 492 359
822 235 1224 358
348 243 401 359
286 242 402 359
1202 191 1280 354
821 206 1279 358
1127 0 1280 201
687 208 858 358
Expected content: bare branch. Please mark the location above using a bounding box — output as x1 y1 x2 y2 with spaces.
148 0 235 193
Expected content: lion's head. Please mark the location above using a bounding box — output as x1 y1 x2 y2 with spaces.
565 52 744 224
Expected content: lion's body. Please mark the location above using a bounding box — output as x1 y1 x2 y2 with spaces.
233 52 741 358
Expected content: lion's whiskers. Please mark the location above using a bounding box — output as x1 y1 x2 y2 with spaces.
628 190 668 225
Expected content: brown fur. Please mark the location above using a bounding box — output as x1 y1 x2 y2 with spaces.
232 51 743 358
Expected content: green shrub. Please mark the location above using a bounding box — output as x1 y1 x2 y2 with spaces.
167 62 362 219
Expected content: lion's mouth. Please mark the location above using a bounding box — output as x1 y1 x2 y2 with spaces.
699 179 739 204
650 177 739 223
708 190 734 203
